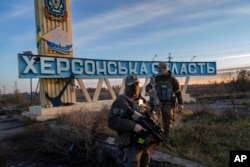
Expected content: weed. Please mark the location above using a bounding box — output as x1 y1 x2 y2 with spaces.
43 109 109 166
168 109 250 167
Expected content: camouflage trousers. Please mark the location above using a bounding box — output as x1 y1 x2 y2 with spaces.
160 104 175 138
122 144 155 167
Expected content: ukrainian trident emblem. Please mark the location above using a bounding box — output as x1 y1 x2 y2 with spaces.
44 0 67 21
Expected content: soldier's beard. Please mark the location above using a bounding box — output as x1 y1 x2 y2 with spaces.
125 85 140 100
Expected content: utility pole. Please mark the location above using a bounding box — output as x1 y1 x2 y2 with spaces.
168 52 173 62
14 81 18 104
30 78 33 103
182 55 196 94
152 54 158 61
23 51 34 103
15 81 17 92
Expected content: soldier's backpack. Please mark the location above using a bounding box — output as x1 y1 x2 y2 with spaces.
155 77 174 102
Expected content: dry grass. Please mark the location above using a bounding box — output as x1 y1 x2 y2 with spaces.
1 101 249 166
44 105 250 167
160 109 250 167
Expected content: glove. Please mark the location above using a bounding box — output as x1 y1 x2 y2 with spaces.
133 124 146 132
177 104 184 112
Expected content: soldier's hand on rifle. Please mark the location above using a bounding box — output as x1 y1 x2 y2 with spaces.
133 124 146 133
177 104 184 112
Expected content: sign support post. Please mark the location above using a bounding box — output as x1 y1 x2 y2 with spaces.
34 0 75 107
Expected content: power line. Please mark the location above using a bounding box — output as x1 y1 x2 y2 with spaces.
171 43 250 55
154 43 250 61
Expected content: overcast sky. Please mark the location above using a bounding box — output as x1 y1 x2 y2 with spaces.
1 0 250 93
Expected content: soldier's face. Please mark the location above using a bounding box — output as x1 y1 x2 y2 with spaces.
158 66 168 75
129 82 140 99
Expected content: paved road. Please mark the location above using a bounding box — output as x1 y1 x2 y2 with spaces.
0 120 27 141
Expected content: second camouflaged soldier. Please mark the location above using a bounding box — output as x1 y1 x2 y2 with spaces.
146 62 184 138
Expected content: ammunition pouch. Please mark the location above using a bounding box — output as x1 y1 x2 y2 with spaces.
132 131 157 149
151 105 160 112
116 132 157 149
115 133 132 148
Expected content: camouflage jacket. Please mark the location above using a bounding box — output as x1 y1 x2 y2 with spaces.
108 95 139 134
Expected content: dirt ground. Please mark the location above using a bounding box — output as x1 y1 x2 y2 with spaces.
0 100 249 167
0 121 62 167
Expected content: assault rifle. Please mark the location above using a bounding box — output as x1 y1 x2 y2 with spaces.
121 95 172 150
148 76 160 107
130 107 172 151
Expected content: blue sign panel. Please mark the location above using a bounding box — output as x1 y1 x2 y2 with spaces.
18 54 216 78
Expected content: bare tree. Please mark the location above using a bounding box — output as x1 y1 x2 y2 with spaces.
235 70 250 93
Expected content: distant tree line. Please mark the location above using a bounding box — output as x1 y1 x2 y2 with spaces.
1 69 249 109
187 69 250 97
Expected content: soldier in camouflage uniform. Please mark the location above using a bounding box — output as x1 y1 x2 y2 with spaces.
146 62 184 138
108 75 155 167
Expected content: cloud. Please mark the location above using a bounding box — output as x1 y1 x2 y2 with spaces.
10 32 34 41
72 2 180 44
72 0 250 50
1 3 33 21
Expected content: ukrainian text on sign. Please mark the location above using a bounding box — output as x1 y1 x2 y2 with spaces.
18 54 217 78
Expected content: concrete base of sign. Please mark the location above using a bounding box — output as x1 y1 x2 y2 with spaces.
182 93 196 103
22 94 195 121
22 100 114 121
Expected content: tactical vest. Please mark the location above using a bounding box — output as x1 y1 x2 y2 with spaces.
155 76 174 102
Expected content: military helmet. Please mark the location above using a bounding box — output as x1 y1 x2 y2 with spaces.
125 75 139 86
156 62 168 69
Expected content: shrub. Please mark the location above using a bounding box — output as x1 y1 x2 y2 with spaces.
44 109 108 166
